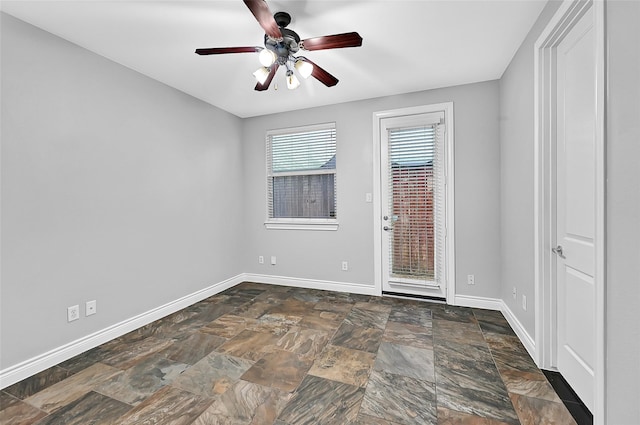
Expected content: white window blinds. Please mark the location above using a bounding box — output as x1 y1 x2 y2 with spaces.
387 122 444 285
267 123 337 220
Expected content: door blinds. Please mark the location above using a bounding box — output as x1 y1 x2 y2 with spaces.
387 123 444 285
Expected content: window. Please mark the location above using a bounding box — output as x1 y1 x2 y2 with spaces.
265 123 338 230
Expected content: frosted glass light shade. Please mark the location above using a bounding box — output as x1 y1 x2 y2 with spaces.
295 59 313 79
286 72 300 90
259 49 277 67
253 67 270 84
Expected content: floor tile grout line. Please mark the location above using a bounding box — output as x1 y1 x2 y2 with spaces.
3 390 50 423
3 285 576 425
473 308 527 425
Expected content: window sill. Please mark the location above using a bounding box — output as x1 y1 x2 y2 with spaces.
264 220 339 231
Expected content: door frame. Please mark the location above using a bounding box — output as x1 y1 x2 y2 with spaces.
533 0 605 422
373 103 455 303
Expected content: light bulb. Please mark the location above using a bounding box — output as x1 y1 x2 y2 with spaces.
286 71 300 90
253 67 270 85
295 59 313 79
259 49 276 67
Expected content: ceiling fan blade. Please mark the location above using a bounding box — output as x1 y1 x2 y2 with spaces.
301 32 363 51
243 0 282 40
195 46 261 55
255 64 279 91
301 58 338 87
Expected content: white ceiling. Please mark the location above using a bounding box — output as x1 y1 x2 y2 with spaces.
1 0 547 118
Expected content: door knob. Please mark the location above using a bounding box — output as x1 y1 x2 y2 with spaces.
552 245 566 259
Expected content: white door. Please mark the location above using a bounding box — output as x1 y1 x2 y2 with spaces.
555 5 596 412
380 112 446 299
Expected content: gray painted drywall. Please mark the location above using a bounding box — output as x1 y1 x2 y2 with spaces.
500 1 640 419
499 0 562 335
0 13 244 369
605 1 640 422
4 7 638 419
242 81 501 299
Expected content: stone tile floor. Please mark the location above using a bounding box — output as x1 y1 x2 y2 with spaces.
0 283 578 424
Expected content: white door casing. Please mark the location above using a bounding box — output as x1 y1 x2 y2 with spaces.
373 103 455 302
534 0 605 422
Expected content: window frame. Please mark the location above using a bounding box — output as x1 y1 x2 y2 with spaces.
264 122 339 231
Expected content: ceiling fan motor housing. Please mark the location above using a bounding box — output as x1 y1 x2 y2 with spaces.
264 12 300 63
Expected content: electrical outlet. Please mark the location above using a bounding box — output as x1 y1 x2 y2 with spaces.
365 193 373 203
522 295 527 311
342 261 349 271
270 256 277 265
86 300 97 316
512 287 517 300
467 274 475 285
258 255 264 264
67 305 80 322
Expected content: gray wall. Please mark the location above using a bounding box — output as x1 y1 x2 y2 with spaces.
605 1 640 422
3 5 638 419
1 14 244 369
242 81 502 299
499 0 562 335
500 1 640 420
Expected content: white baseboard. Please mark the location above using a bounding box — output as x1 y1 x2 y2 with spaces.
452 294 503 311
500 301 537 361
453 294 537 363
241 273 379 296
0 274 244 390
1 272 538 390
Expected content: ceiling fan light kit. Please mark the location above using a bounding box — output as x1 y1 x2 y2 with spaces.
286 70 301 90
253 66 271 85
195 0 362 91
294 59 313 79
258 48 277 67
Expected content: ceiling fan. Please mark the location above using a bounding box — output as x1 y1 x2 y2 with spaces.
195 0 363 91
